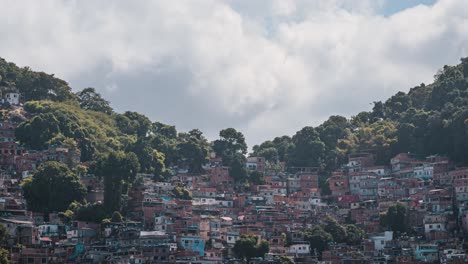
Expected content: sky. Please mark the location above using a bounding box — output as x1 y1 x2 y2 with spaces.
0 0 467 148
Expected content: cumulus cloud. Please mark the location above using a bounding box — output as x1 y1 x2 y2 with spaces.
0 0 467 147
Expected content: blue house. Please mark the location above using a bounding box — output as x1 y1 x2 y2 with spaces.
181 236 205 256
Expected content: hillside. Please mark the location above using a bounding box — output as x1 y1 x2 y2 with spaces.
0 56 467 176
253 58 468 171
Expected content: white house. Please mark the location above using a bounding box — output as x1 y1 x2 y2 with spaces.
5 91 20 105
288 244 310 255
370 231 393 251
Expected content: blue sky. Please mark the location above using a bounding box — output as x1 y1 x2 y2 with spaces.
382 0 437 15
0 0 466 147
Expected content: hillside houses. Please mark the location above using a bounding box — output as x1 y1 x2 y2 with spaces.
0 98 467 263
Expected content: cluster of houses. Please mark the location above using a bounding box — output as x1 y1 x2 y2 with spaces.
0 97 467 263
3 147 468 263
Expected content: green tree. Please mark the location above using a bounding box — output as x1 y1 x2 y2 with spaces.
380 202 408 233
96 151 140 213
152 150 166 180
71 203 108 223
22 161 86 216
345 224 365 245
115 111 152 138
384 91 412 119
323 216 347 243
248 171 265 185
0 225 10 247
303 226 332 257
16 113 60 150
288 127 325 168
0 247 9 264
177 129 209 173
152 122 177 139
17 100 128 161
111 211 124 222
150 133 179 167
76 87 113 114
251 141 279 162
277 256 294 264
1 60 77 102
229 153 248 182
233 234 269 262
172 186 192 200
213 128 248 165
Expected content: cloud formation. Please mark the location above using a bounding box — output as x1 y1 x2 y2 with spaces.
0 0 467 147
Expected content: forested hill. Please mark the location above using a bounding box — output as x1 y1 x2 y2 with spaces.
1 57 468 180
252 58 468 171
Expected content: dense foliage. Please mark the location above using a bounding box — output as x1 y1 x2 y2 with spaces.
22 161 86 215
380 202 408 234
213 128 248 181
303 216 365 257
253 58 468 171
233 234 270 261
96 151 140 213
0 58 75 102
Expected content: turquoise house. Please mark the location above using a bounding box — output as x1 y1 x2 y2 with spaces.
181 236 205 256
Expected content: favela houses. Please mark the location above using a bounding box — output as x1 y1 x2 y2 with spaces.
1 0 468 263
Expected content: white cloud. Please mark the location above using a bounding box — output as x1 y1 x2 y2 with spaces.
0 0 467 147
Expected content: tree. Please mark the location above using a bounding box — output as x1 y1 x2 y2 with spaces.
172 186 192 200
76 87 113 114
72 203 108 223
96 151 140 213
150 133 179 167
213 128 248 165
254 147 278 162
118 111 152 138
16 113 60 150
288 126 326 168
233 234 269 262
277 256 295 264
251 141 279 162
152 150 166 180
0 225 10 247
380 202 408 234
248 170 265 185
0 248 9 264
372 101 385 120
303 226 332 257
177 129 209 173
384 92 412 119
111 211 124 222
22 161 86 216
229 153 248 182
1 61 77 102
345 224 365 245
273 136 294 162
323 216 347 243
317 116 349 148
130 138 163 174
152 122 177 139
